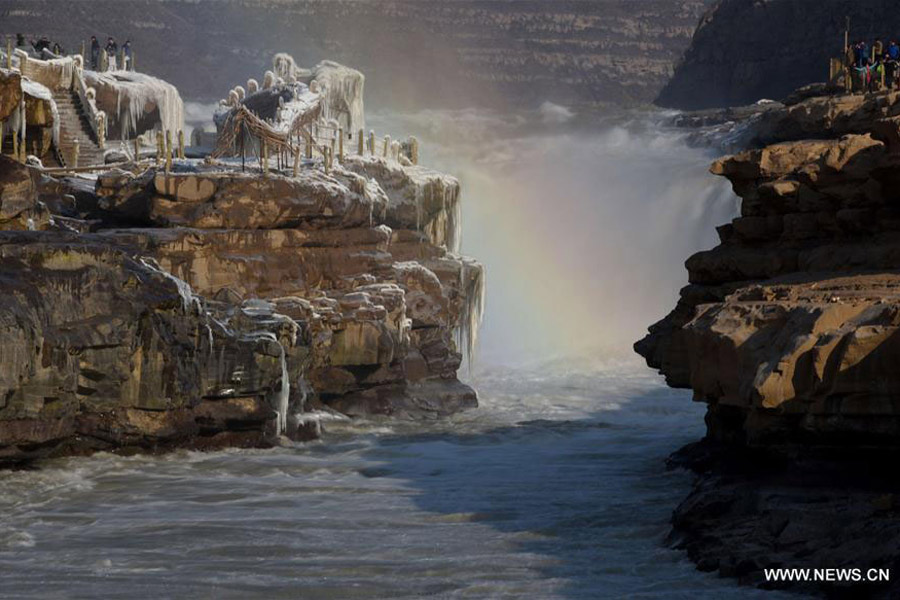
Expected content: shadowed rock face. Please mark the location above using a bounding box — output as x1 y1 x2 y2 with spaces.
642 91 900 596
0 156 50 230
0 0 705 108
637 122 900 446
657 0 900 110
0 232 311 464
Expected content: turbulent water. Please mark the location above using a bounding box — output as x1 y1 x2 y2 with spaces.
0 108 773 598
0 361 789 599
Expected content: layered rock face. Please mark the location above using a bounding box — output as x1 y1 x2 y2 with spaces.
639 91 900 594
91 160 482 421
658 0 900 110
3 0 706 108
639 120 900 446
0 63 482 465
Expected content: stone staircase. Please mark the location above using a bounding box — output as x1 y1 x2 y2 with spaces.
51 89 105 167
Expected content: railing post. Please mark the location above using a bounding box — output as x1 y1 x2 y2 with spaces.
338 128 344 161
19 101 26 162
305 133 312 159
72 138 80 168
165 130 172 173
178 129 185 159
368 130 375 155
96 112 106 149
409 136 419 165
81 40 85 63
6 39 11 70
156 131 164 165
262 139 268 176
357 128 364 155
383 135 390 158
324 147 331 175
134 137 140 163
293 146 300 177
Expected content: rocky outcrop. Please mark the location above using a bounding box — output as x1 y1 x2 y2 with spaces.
88 162 481 420
638 90 900 595
0 156 51 230
638 128 900 445
2 0 706 108
0 71 23 122
0 58 482 465
0 232 315 464
658 0 900 110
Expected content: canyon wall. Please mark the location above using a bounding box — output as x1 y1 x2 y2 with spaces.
658 0 900 110
638 91 900 594
0 0 706 108
638 91 900 446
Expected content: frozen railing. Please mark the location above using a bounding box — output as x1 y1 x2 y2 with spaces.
72 59 107 149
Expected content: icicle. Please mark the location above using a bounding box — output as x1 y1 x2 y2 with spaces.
455 258 486 371
139 257 199 314
276 343 289 435
240 330 290 435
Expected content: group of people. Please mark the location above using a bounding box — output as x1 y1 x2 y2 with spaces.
89 36 133 72
848 39 900 92
15 33 65 57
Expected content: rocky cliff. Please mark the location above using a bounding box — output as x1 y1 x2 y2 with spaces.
657 0 900 110
0 57 483 466
1 0 706 108
637 91 900 595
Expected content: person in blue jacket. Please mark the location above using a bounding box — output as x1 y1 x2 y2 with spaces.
888 40 900 61
855 40 869 68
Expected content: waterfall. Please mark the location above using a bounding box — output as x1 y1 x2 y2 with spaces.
368 107 740 365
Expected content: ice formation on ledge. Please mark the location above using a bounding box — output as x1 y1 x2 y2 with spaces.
456 256 486 368
84 70 184 140
312 60 365 133
21 79 60 148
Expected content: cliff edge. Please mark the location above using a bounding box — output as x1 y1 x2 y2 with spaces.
637 90 900 595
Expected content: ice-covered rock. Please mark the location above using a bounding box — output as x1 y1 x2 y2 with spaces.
83 70 184 140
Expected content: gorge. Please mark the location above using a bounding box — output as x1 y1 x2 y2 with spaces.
7 1 900 598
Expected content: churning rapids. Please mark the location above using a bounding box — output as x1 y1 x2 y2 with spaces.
0 108 786 598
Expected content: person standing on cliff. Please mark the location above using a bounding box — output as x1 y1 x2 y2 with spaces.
855 40 869 68
122 40 132 71
884 40 900 89
105 37 118 71
90 36 100 70
873 39 885 63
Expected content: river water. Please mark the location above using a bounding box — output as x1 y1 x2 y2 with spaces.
0 109 783 598
0 360 787 599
